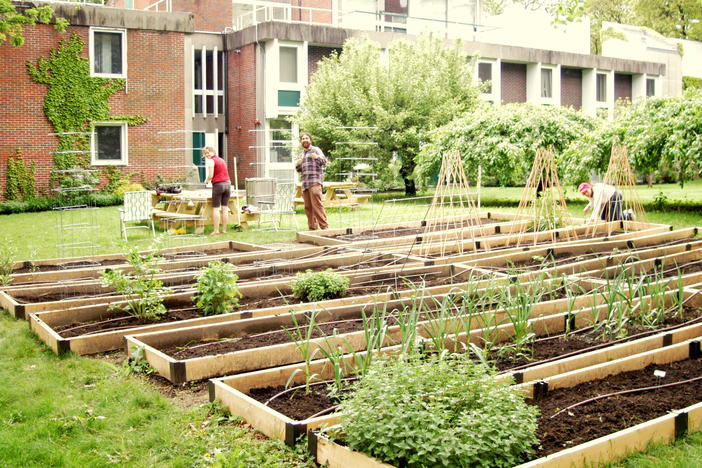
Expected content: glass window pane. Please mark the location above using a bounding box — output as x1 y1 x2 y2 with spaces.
206 50 214 90
194 50 202 90
478 63 492 93
269 119 292 163
206 95 214 114
218 51 225 91
541 68 552 98
280 47 297 83
646 78 655 97
217 95 224 112
596 74 607 102
194 95 203 114
95 126 122 161
94 32 122 75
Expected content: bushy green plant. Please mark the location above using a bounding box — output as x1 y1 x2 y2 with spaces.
291 269 350 302
195 261 243 315
0 241 16 286
5 149 36 201
115 182 146 198
99 247 172 320
417 103 596 187
340 354 538 467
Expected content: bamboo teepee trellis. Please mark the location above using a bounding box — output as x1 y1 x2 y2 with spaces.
514 147 577 246
415 150 482 257
604 145 646 223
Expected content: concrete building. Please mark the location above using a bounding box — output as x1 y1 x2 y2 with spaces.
0 0 687 199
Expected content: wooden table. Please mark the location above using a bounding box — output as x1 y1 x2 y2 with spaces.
151 189 259 229
294 182 371 209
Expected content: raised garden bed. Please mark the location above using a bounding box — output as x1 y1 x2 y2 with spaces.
28 264 481 355
208 287 700 447
459 235 702 280
6 244 324 286
310 338 702 467
1 250 415 319
126 274 571 383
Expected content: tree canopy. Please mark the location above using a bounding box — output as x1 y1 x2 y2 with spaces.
416 103 596 187
294 36 481 195
0 0 67 47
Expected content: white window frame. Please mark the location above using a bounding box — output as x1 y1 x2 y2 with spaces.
277 41 306 113
91 122 128 166
89 27 127 79
192 46 225 118
596 73 607 103
646 77 656 97
540 67 553 99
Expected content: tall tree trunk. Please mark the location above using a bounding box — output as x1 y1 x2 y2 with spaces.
399 152 417 196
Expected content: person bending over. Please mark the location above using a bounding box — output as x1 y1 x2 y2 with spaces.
578 182 634 222
203 146 231 235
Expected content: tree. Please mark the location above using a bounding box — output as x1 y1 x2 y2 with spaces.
635 0 702 41
416 103 596 187
0 0 67 47
295 36 481 196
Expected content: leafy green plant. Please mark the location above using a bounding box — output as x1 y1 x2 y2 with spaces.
283 311 321 394
5 149 36 201
340 354 538 467
99 247 172 321
0 241 16 286
291 269 350 302
123 346 155 375
195 261 243 315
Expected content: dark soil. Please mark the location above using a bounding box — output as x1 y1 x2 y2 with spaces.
54 299 199 338
249 383 344 421
328 218 501 241
160 247 247 260
491 306 701 371
159 286 567 360
532 358 702 457
13 259 126 274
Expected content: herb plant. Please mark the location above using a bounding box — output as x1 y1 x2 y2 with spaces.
340 354 538 468
195 261 243 315
99 247 172 321
291 269 350 302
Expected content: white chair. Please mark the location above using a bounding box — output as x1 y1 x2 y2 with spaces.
119 190 156 240
257 182 298 231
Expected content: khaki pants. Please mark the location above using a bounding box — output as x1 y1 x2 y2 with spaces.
302 184 328 230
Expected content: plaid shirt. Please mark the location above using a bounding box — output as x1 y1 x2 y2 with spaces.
296 146 327 190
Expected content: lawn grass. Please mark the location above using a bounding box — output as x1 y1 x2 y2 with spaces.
1 187 702 467
0 312 312 467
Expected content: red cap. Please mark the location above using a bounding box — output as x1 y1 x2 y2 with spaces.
578 182 591 195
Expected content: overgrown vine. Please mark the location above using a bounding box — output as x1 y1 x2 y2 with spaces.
26 33 147 188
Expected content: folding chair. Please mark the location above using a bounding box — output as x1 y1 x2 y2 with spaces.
119 190 156 240
257 182 298 231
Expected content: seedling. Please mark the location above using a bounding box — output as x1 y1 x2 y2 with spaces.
195 260 243 315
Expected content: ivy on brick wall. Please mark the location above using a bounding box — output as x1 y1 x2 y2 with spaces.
5 149 37 201
26 33 147 187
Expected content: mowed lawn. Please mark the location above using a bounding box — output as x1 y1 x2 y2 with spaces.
0 181 701 467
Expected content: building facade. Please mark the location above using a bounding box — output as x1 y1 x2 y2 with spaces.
0 0 685 200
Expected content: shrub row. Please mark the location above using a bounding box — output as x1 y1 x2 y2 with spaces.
0 193 122 215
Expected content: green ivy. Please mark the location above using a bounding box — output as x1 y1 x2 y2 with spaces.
26 33 146 187
683 76 702 91
4 149 36 201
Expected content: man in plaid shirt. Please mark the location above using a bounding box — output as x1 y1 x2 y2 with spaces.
295 132 328 230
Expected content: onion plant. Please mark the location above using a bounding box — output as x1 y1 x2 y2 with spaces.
284 310 321 393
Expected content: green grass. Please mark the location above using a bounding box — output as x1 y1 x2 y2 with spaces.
0 312 312 467
1 187 702 466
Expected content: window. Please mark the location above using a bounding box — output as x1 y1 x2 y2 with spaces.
646 78 655 97
92 123 127 166
269 119 293 163
193 47 225 116
596 73 607 102
478 63 492 93
541 68 553 98
90 28 126 78
279 46 298 83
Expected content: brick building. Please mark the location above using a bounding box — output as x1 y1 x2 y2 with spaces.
0 0 680 200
